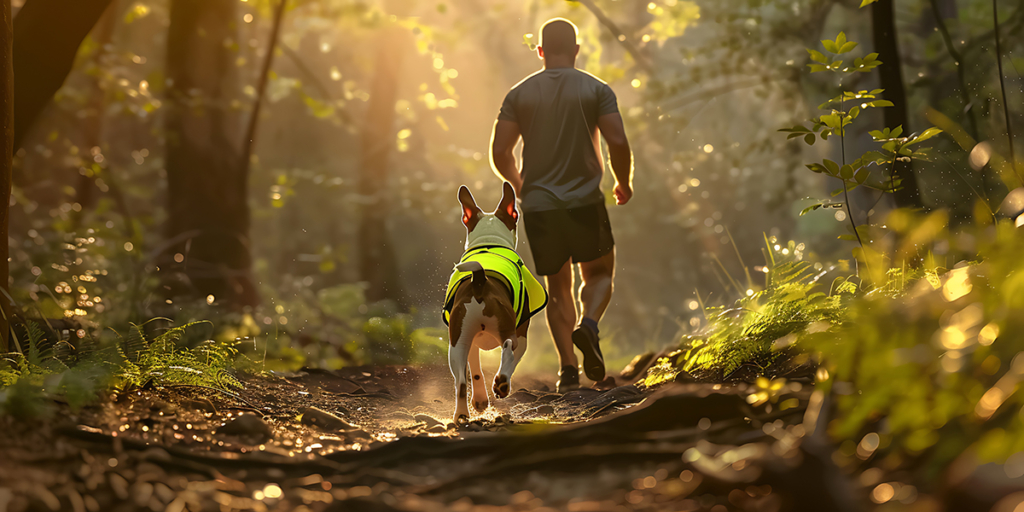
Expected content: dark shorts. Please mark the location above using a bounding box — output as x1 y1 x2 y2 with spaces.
523 202 615 276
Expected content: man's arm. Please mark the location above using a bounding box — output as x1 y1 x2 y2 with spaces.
597 112 633 205
490 119 523 193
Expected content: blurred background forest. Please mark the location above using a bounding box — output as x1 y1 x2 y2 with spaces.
8 0 1022 376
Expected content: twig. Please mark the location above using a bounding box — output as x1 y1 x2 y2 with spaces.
662 77 770 113
839 96 864 250
240 0 288 175
575 0 654 74
930 0 978 140
993 0 1022 186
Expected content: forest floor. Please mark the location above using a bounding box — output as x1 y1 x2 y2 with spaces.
0 362 849 512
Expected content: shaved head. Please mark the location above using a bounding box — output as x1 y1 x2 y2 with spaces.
539 18 578 57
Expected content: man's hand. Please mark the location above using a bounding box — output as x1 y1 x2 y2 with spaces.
613 182 632 205
597 113 633 206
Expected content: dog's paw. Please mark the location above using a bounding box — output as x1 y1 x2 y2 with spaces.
473 400 489 413
492 376 510 398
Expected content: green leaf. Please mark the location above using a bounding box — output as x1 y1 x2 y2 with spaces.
806 163 826 173
835 32 847 49
800 203 824 216
823 159 840 175
837 234 857 241
822 39 839 54
840 164 854 180
808 64 829 73
868 100 894 108
860 0 879 6
779 124 810 133
907 127 943 145
807 49 828 64
804 133 815 145
837 41 858 54
855 168 869 183
891 125 903 137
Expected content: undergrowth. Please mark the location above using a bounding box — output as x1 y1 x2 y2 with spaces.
644 237 855 386
0 319 246 418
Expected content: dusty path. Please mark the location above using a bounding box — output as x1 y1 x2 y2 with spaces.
0 365 825 512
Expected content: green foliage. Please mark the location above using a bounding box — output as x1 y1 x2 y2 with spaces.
0 319 245 418
780 23 943 259
644 238 852 386
807 219 1024 471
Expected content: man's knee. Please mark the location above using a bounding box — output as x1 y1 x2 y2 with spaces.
581 255 615 280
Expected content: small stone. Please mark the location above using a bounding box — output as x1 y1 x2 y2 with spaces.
592 376 617 391
131 482 154 507
183 399 217 414
619 352 655 380
413 414 443 428
108 473 129 500
300 407 359 431
346 429 371 440
218 414 273 443
506 390 537 403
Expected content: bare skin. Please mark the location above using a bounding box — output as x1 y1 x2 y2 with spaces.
544 250 615 370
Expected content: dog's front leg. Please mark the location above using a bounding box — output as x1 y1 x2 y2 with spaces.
448 333 472 425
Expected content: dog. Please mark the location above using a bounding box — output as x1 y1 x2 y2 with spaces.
442 182 547 424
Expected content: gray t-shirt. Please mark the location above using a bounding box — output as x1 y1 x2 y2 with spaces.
498 68 619 212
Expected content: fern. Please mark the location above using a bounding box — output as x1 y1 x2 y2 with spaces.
2 318 244 416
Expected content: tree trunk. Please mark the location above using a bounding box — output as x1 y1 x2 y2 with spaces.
0 0 11 351
357 25 408 307
872 0 924 209
164 0 258 308
12 0 114 150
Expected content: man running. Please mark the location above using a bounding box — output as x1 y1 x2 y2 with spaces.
489 18 633 391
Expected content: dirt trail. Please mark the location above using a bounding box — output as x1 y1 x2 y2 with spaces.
0 365 827 512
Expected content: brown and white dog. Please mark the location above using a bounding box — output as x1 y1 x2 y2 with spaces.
445 183 534 424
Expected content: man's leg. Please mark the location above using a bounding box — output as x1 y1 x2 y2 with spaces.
573 249 615 381
545 259 579 388
578 249 615 323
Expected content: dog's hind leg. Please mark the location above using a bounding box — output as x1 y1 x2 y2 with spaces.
469 344 489 412
448 308 472 425
495 319 530 399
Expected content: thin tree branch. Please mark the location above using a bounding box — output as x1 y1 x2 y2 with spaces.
929 0 978 140
575 0 654 74
662 77 771 113
993 0 1022 186
240 0 288 173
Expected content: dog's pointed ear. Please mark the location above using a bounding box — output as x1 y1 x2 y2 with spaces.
458 185 482 228
495 181 519 229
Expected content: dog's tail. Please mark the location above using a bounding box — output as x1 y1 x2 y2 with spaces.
455 261 487 296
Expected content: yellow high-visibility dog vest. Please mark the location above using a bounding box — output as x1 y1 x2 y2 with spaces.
443 246 548 328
